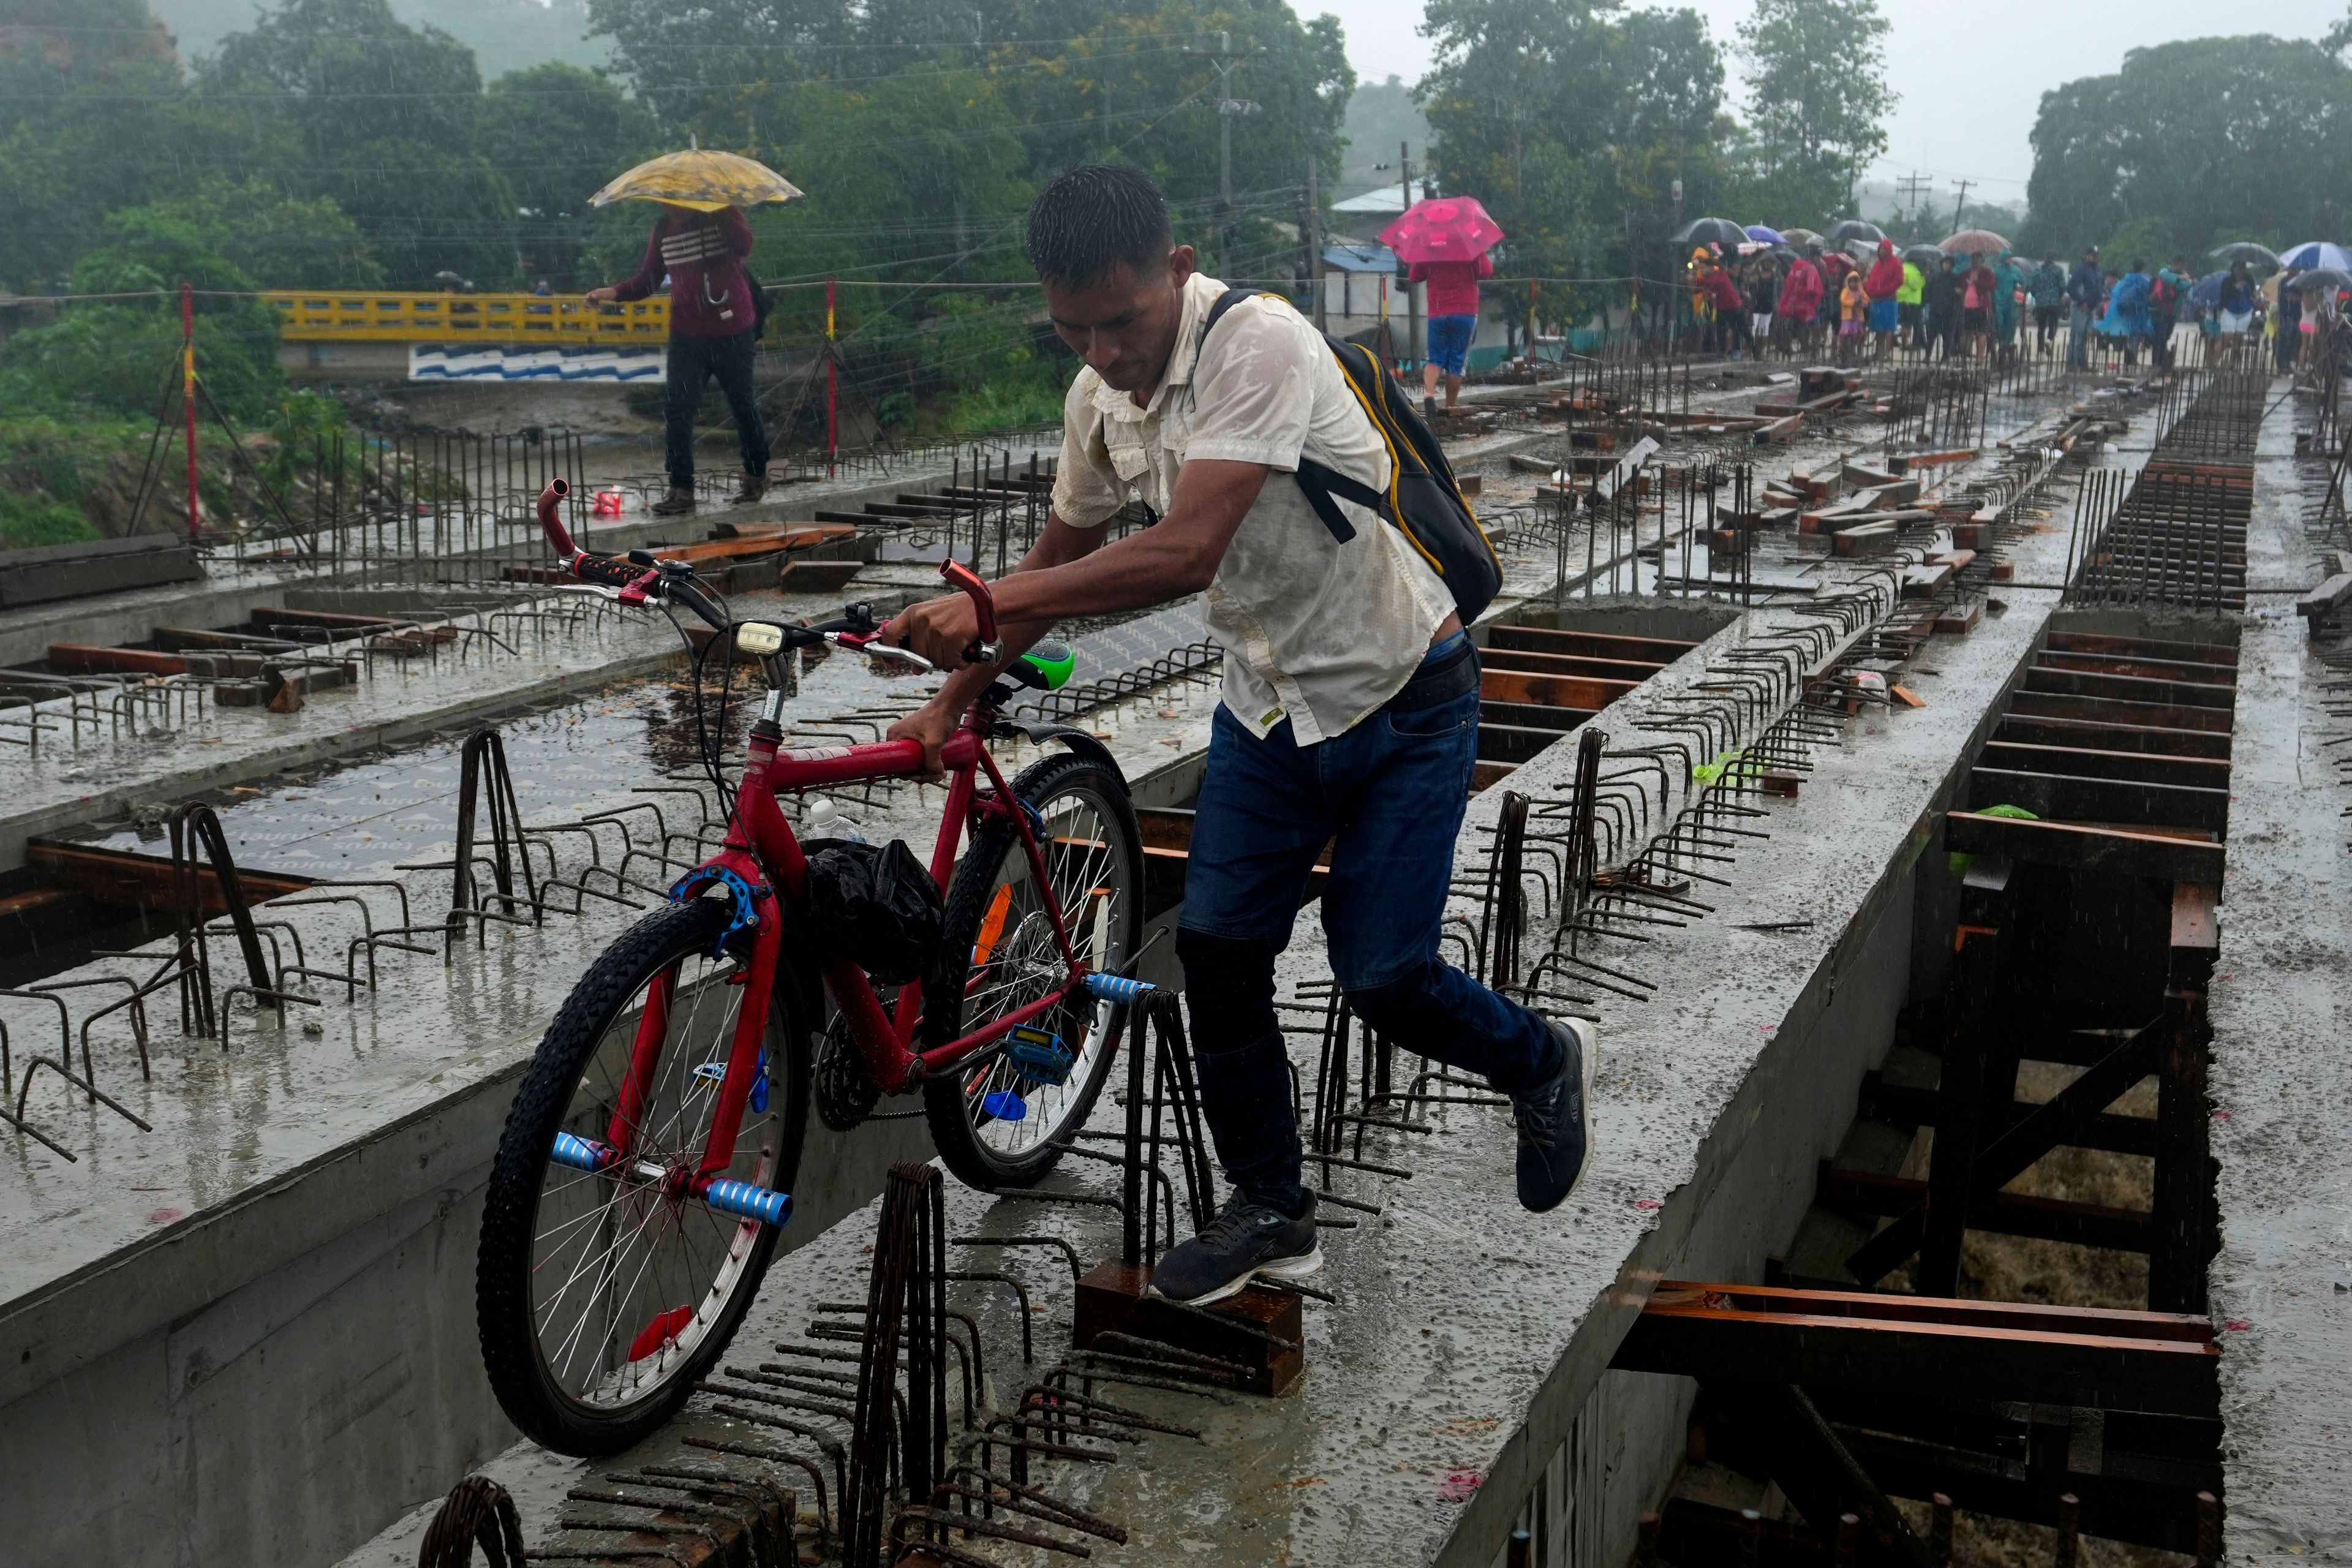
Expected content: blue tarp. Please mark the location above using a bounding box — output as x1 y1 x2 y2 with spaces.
1323 243 1400 274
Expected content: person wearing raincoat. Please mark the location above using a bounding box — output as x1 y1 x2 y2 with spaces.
1777 249 1825 356
1686 247 1719 353
2028 258 2067 356
1836 268 1870 364
1991 251 2027 361
1897 255 1926 352
1863 240 1904 358
2100 261 2154 368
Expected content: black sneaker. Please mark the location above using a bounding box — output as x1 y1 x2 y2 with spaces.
1513 1017 1598 1213
1148 1193 1321 1306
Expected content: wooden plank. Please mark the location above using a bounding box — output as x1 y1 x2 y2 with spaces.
1483 625 1697 664
2045 628 2239 668
1640 1280 2212 1343
1479 698 1596 733
1858 1071 2158 1156
1979 741 2232 790
1944 810 2224 883
1478 647 1675 682
1967 767 2229 834
2024 665 2236 710
1994 714 2232 760
46 643 187 676
28 841 313 915
1480 668 1641 712
1613 1299 2218 1417
2169 882 2219 952
1472 760 1518 792
2036 649 2239 685
2003 690 2235 734
254 606 404 630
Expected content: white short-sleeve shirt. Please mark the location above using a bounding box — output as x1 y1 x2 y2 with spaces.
1050 272 1453 745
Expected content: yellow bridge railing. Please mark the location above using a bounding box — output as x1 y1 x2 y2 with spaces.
265 291 669 344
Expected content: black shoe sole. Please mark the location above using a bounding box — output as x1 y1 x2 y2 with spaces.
1147 1243 1324 1306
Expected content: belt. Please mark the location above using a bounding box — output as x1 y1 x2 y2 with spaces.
1384 636 1480 713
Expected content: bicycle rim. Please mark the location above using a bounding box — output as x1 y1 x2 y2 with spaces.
953 780 1136 1159
526 937 783 1418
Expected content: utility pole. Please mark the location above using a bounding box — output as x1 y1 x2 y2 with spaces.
1400 139 1420 372
1896 172 1931 230
1305 153 1325 333
1950 180 1973 236
1189 31 1259 258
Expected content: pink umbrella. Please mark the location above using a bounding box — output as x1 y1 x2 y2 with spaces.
1379 197 1505 265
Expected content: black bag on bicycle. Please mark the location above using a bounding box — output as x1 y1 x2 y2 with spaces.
801 838 942 986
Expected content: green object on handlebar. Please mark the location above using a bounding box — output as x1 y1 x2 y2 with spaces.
1017 641 1076 692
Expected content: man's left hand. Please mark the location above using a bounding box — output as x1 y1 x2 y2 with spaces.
883 592 984 669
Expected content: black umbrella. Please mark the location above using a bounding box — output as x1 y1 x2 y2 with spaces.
1826 219 1886 246
1672 216 1751 249
1902 244 1944 269
2297 267 2352 297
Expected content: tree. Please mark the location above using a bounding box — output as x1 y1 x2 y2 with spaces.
0 0 189 290
485 62 658 288
196 0 521 285
2020 37 2352 261
1736 0 1893 219
1417 0 1735 328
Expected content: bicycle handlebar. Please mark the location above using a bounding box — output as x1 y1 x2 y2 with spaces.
936 558 1002 665
533 479 726 630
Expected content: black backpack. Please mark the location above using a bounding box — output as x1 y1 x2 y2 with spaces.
1201 288 1502 622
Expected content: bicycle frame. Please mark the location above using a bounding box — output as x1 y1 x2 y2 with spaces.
530 480 1102 1192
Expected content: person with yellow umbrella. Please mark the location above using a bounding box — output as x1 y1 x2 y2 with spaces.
583 148 802 515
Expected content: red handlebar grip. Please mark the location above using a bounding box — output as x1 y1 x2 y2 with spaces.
535 479 578 558
938 558 997 643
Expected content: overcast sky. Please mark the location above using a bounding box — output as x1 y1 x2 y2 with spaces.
1315 0 2335 195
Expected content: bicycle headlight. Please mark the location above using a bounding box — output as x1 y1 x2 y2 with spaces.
733 621 786 657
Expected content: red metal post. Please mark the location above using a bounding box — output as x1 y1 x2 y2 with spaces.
180 282 200 538
825 276 838 477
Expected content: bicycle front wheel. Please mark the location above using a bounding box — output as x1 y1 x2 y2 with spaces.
923 752 1142 1189
476 897 810 1456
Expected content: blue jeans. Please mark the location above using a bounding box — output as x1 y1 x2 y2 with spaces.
2068 304 2094 368
1176 633 1561 1212
1425 312 1477 375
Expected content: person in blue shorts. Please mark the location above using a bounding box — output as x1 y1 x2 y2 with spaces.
1409 251 1492 415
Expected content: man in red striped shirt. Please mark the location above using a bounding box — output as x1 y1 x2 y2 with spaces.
589 203 771 515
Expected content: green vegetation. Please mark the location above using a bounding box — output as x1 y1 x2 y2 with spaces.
2021 34 2352 262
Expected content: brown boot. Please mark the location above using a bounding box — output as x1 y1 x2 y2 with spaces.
650 486 696 516
731 472 767 506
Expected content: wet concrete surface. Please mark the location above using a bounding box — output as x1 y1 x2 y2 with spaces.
326 393 2132 1568
8 375 2211 1567
2204 388 2352 1563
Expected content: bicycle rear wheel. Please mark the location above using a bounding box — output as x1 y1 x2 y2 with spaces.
477 897 810 1455
923 753 1142 1189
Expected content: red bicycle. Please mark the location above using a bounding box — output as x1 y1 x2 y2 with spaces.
477 480 1146 1455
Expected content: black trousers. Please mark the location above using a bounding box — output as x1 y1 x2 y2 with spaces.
665 331 769 490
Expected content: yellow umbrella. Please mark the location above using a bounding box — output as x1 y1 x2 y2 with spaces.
589 149 803 213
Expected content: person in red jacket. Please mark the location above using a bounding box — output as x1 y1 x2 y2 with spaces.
1863 239 1905 359
1698 255 1751 359
1408 250 1493 416
1777 251 1825 357
589 203 770 515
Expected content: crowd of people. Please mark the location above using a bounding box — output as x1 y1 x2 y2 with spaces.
1681 238 2344 372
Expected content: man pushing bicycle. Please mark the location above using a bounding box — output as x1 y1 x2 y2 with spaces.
883 165 1596 1306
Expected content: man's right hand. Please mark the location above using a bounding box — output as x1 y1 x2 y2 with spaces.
888 698 962 777
584 287 618 304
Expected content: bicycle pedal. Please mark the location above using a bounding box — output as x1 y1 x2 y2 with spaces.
692 1053 771 1112
1006 1024 1073 1087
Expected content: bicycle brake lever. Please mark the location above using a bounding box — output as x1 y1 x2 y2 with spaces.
831 631 935 673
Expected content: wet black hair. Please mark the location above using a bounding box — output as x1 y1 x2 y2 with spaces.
1023 164 1174 288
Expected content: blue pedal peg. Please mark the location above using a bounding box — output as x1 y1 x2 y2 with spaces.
550 1131 616 1173
699 1178 792 1227
1082 971 1153 1005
